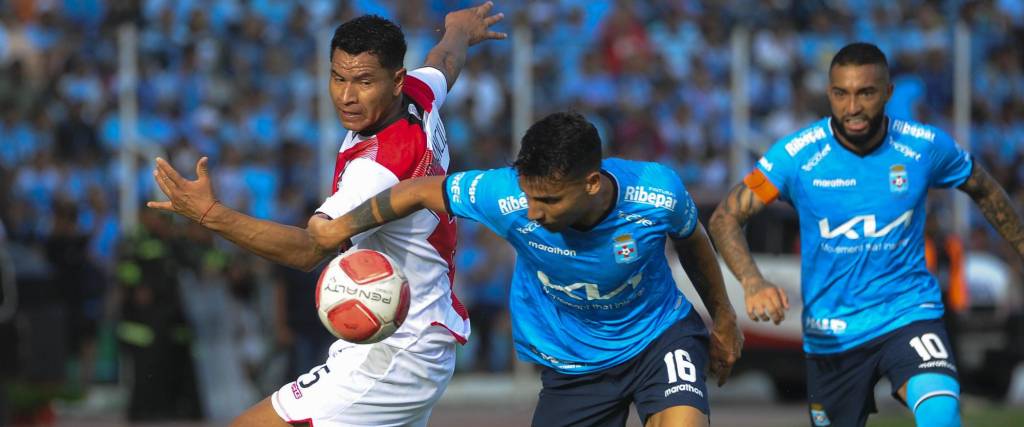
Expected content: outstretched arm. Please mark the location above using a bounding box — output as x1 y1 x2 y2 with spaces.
708 183 790 324
672 224 742 386
147 157 330 271
423 1 507 90
958 163 1024 261
308 176 450 252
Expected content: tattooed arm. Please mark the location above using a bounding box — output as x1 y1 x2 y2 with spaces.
957 163 1024 261
308 176 450 253
423 2 506 90
672 224 743 386
708 183 790 324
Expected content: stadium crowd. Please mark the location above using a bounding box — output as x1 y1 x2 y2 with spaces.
0 0 1022 422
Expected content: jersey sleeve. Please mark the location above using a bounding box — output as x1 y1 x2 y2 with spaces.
927 129 973 188
406 67 448 110
745 140 797 204
442 168 511 236
658 166 700 239
668 189 699 240
316 158 399 242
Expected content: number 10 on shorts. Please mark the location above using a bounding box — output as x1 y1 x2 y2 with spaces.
664 349 696 383
908 333 948 362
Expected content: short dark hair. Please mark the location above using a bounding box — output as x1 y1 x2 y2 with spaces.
330 15 406 70
513 112 602 182
830 42 889 74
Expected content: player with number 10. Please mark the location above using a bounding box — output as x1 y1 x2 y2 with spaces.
709 43 1024 427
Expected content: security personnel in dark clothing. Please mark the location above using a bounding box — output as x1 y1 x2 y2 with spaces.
115 210 200 421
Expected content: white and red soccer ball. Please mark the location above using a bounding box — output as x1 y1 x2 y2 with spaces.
316 249 411 344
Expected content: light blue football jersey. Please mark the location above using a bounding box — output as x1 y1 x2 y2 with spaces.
443 158 705 373
755 116 973 354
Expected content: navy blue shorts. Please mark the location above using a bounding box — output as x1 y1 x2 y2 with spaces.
531 309 710 427
805 318 958 427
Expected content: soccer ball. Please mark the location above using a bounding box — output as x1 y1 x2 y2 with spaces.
316 249 411 344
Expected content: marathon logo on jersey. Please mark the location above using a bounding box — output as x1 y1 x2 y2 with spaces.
613 234 639 264
893 120 936 142
805 317 847 335
818 209 913 240
812 178 857 188
618 210 655 227
528 240 577 257
624 186 677 211
890 165 908 193
664 383 704 399
785 126 828 156
498 193 529 215
468 173 483 203
517 220 541 234
408 103 422 121
291 382 303 399
810 404 831 426
801 144 832 172
448 172 465 203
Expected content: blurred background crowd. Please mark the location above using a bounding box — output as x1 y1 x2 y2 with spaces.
1 0 1023 423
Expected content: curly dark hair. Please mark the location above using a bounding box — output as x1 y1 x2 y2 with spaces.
330 15 406 70
830 42 889 76
513 112 602 181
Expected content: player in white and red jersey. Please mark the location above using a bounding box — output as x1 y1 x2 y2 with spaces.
147 3 506 426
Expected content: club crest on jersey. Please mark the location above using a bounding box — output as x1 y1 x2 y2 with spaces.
889 165 908 193
810 404 831 426
613 234 638 264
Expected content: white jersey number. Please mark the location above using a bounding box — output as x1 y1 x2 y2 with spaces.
909 333 949 361
664 349 697 384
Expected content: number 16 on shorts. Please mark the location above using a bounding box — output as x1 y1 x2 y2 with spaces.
664 349 697 383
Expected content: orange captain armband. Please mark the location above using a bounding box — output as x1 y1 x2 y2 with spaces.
743 168 780 204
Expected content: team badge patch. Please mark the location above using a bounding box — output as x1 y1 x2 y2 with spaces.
889 164 908 193
810 403 831 426
613 234 638 264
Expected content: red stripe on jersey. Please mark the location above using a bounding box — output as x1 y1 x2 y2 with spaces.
330 138 379 193
286 418 314 427
373 120 428 180
427 212 466 321
431 321 468 345
403 75 435 113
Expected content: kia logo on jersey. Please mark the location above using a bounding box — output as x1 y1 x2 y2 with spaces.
818 209 913 240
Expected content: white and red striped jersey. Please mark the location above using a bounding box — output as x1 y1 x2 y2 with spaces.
316 67 469 349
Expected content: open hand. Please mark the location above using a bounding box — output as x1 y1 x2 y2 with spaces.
743 278 790 324
445 1 507 46
147 157 218 223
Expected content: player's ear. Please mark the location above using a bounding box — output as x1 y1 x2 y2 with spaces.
392 67 406 97
584 171 602 196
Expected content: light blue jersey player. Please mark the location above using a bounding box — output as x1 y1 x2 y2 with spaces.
446 158 704 373
310 112 743 427
711 43 1024 427
753 114 969 355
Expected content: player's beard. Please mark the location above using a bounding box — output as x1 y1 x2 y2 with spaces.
832 112 886 147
